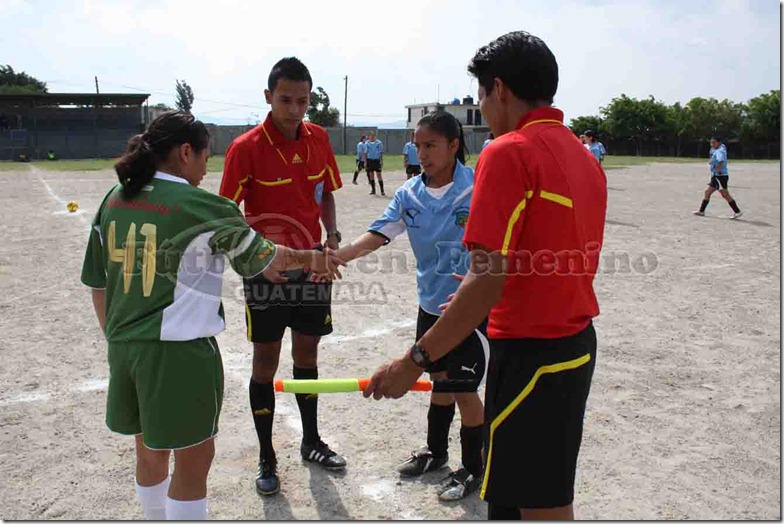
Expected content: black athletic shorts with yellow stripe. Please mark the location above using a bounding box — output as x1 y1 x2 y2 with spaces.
481 322 596 509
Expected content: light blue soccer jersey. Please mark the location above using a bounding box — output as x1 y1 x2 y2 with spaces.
482 139 493 151
589 142 606 162
368 160 473 315
356 141 367 160
710 145 729 175
366 139 384 160
403 141 419 165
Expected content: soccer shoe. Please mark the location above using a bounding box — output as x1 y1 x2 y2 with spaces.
437 467 481 501
255 459 279 496
692 210 705 216
397 446 449 477
730 211 743 219
301 440 347 470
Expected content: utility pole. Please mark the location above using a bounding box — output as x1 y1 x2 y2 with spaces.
343 75 348 155
94 76 100 94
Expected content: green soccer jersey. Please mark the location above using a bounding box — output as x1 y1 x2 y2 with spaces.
81 171 277 342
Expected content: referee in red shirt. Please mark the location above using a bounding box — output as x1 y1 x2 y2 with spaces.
364 31 607 520
220 57 345 496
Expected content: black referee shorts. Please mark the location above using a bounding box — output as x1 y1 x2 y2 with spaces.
243 269 333 343
481 322 597 509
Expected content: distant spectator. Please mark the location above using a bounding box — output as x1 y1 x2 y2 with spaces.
481 132 494 151
584 130 606 163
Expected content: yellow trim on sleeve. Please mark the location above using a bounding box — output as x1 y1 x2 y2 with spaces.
326 164 339 190
255 178 292 187
501 197 527 256
480 352 592 500
308 169 325 181
540 190 573 208
232 175 250 202
521 118 563 129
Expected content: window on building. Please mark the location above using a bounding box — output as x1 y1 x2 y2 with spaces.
475 110 482 125
423 107 428 115
408 108 411 123
466 109 474 125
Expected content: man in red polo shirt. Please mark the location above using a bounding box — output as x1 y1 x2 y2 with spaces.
219 57 345 496
363 31 607 520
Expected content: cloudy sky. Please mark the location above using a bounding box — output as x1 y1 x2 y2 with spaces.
2 0 780 127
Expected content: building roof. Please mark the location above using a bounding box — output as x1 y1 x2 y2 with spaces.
0 92 150 107
405 101 479 109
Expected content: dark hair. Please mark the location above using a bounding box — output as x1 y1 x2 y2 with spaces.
488 132 494 139
710 136 722 143
360 135 366 140
467 31 558 104
268 57 312 92
417 111 468 165
114 110 210 199
584 130 596 139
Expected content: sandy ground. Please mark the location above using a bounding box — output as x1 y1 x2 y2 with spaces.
0 161 779 520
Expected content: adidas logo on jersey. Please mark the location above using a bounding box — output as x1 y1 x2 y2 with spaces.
292 153 303 164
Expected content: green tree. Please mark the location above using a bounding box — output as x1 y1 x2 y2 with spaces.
684 97 744 142
743 90 780 141
151 102 174 111
601 94 669 155
665 102 692 156
307 86 340 127
0 65 47 94
175 80 194 113
568 115 604 136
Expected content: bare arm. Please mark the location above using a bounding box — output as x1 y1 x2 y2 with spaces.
320 191 337 233
335 232 387 263
91 288 106 333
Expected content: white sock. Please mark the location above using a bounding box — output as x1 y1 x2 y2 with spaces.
135 476 170 520
166 497 207 520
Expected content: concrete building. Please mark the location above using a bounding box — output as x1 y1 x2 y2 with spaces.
405 96 487 129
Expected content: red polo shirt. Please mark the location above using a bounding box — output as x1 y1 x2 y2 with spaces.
219 113 342 249
463 107 607 340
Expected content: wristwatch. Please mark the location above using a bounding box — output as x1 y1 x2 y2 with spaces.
327 230 342 243
408 342 433 368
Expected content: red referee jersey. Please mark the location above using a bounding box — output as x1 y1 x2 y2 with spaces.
219 112 342 249
463 107 607 339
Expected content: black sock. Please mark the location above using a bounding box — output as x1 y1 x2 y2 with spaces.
426 403 455 458
699 199 710 212
460 424 484 477
293 366 320 446
249 379 276 464
729 200 741 213
352 170 359 183
488 504 521 520
366 173 372 185
378 180 385 193
369 179 376 193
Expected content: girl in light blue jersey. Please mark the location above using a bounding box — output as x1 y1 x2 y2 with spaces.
337 112 486 501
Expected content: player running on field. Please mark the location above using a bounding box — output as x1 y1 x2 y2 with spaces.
693 136 742 219
403 132 422 179
81 111 342 520
337 111 487 501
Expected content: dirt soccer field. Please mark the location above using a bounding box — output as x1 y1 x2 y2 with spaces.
0 161 779 520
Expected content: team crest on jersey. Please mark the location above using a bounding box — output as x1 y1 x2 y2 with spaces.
454 207 469 228
292 153 303 164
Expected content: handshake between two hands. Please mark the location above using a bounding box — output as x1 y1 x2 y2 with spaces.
263 245 347 284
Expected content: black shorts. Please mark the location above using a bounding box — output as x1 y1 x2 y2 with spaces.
406 164 422 175
366 158 382 172
243 269 333 343
482 322 597 509
416 308 489 387
356 159 365 170
709 175 729 189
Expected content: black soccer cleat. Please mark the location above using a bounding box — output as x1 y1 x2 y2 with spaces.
301 440 347 470
397 446 449 477
255 459 280 496
437 467 481 501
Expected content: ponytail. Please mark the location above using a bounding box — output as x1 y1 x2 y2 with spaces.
115 134 156 199
113 110 210 200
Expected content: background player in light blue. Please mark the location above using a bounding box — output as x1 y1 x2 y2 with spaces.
693 136 742 218
481 132 494 151
336 112 487 501
365 131 385 195
353 135 367 185
403 132 421 179
584 130 606 163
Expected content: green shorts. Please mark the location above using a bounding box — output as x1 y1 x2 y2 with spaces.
106 337 224 450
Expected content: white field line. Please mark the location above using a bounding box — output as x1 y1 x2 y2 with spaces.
33 166 89 225
0 378 108 406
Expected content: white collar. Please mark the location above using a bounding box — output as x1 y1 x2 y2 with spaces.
153 171 188 184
